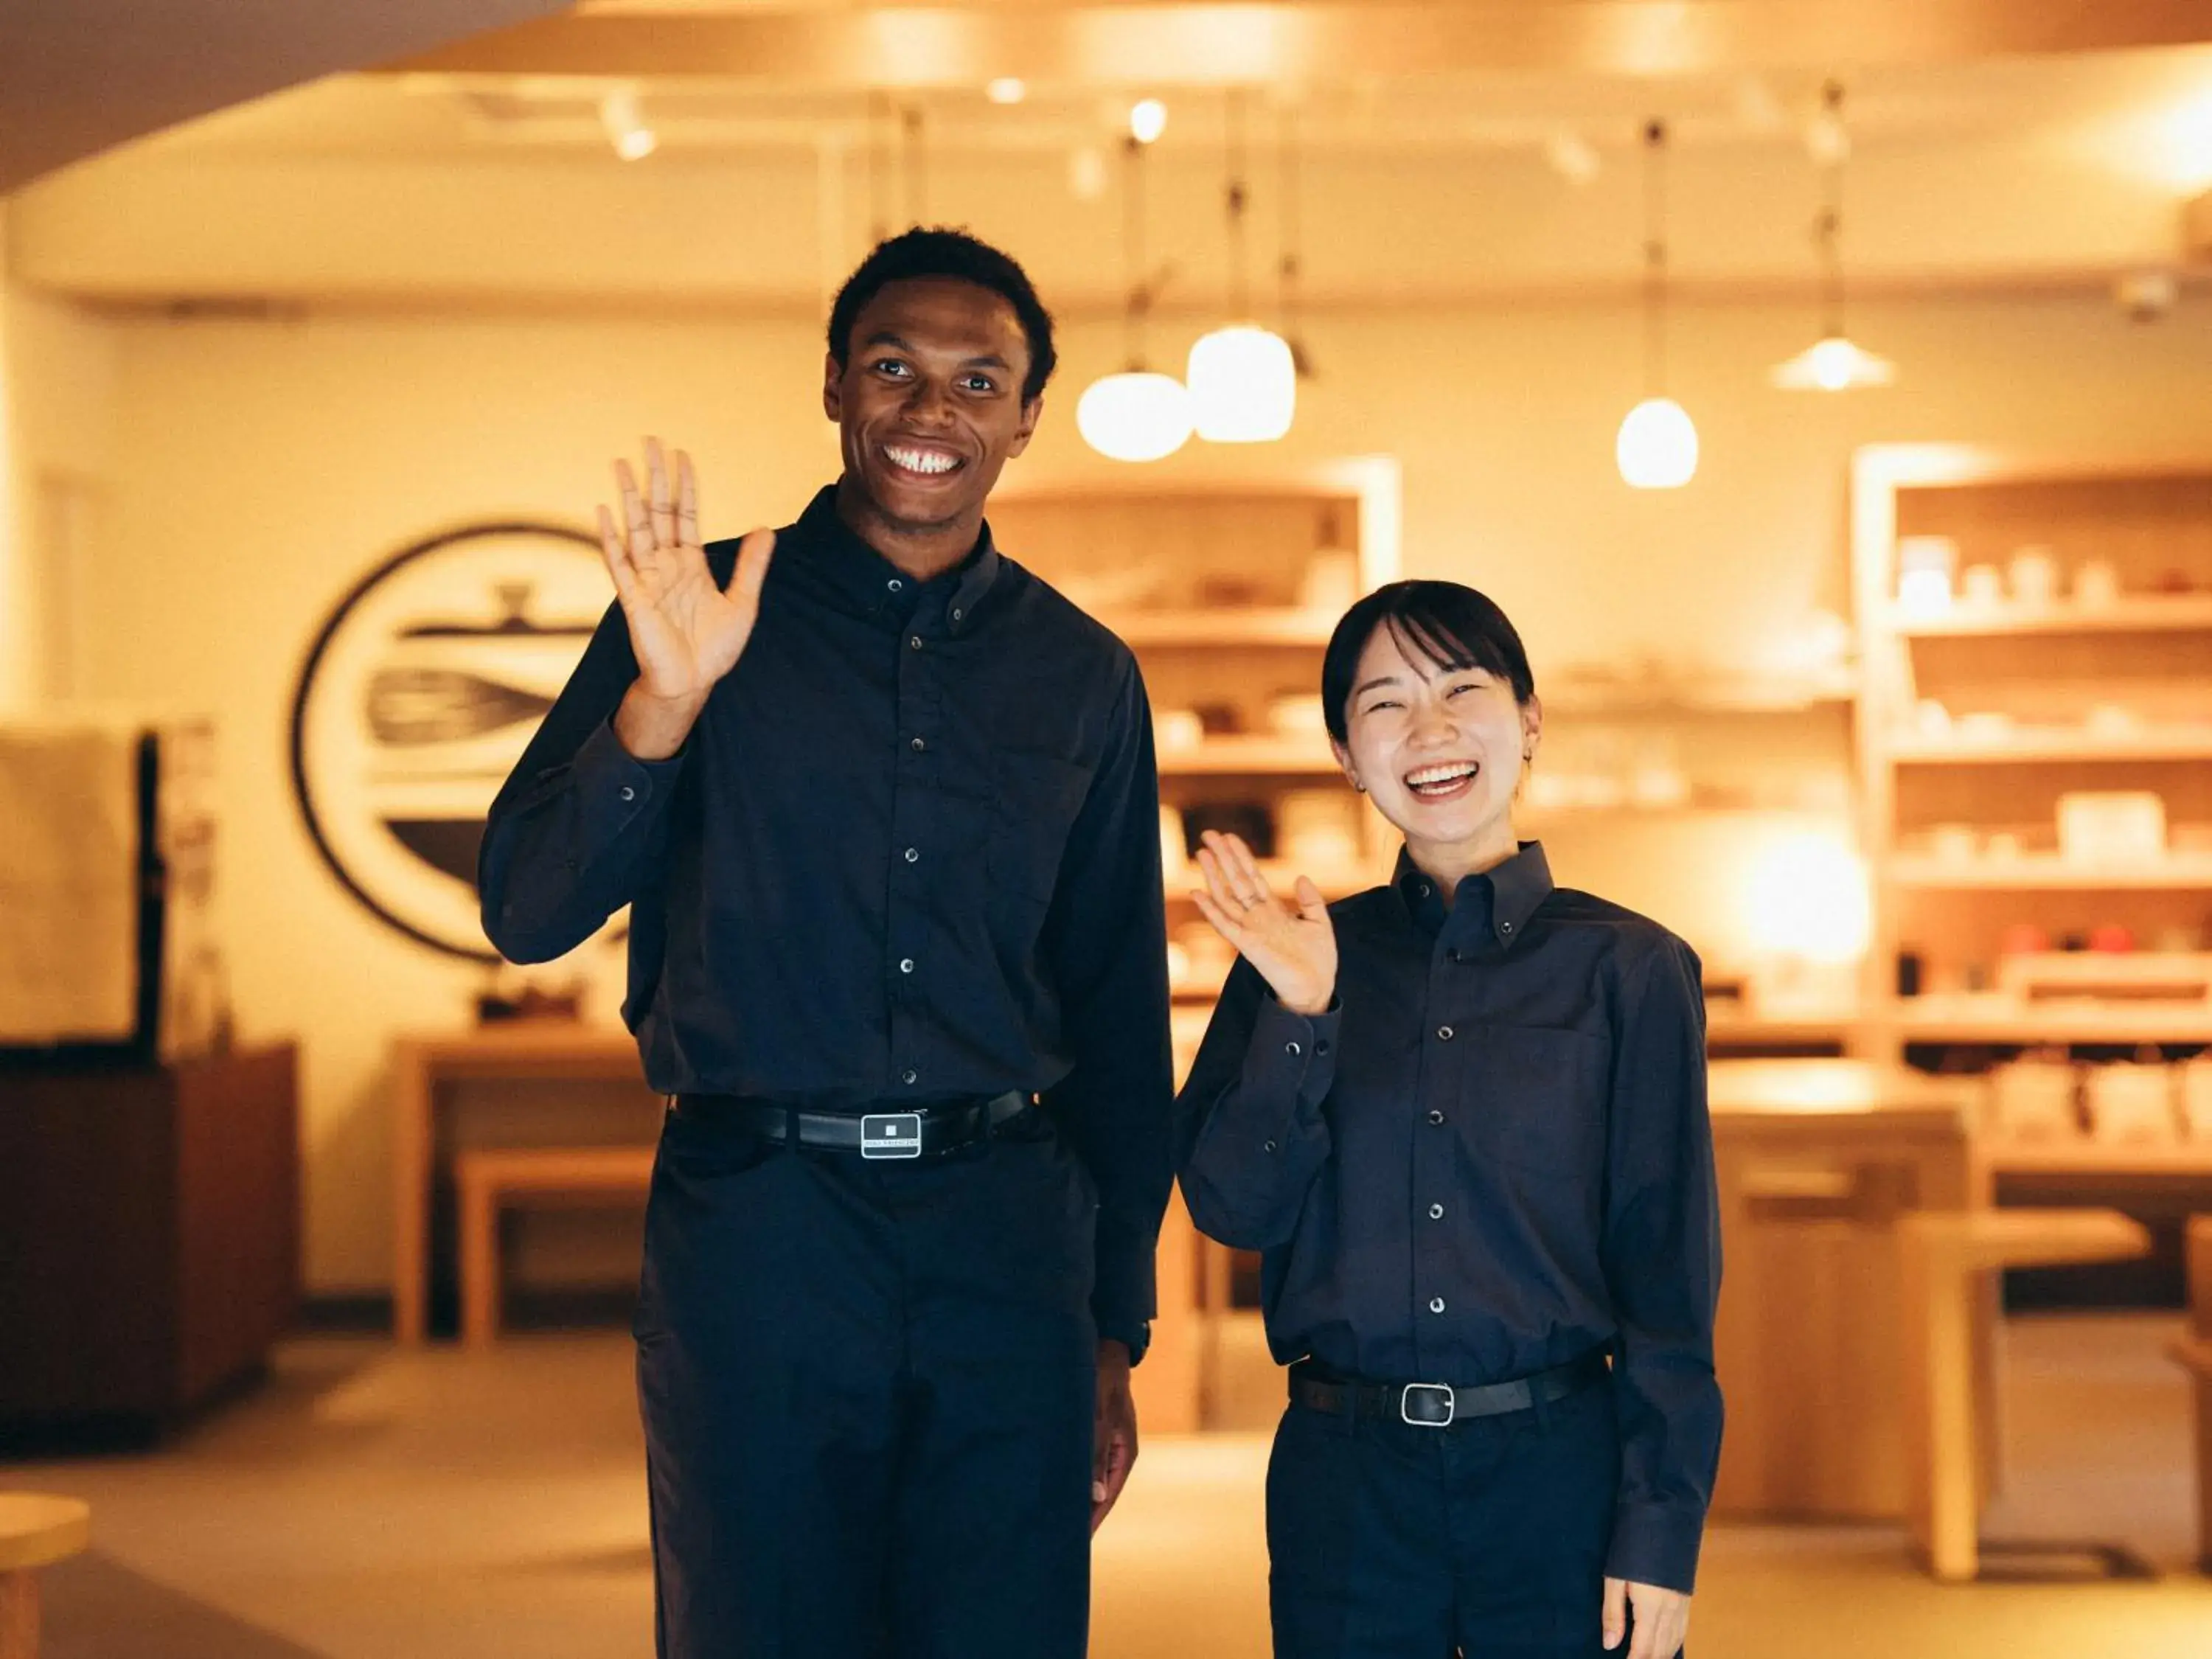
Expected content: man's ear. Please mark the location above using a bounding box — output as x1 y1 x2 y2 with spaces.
1005 394 1044 459
822 351 844 422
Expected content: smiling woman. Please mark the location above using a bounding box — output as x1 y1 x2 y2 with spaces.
1176 577 1721 1659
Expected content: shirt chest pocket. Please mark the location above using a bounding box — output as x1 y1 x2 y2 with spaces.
987 750 1094 905
1458 1023 1609 1177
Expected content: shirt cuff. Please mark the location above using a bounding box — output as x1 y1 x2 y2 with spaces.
1604 1500 1706 1595
555 714 684 842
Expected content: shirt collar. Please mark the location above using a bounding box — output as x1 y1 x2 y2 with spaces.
793 484 1001 633
1393 841 1554 951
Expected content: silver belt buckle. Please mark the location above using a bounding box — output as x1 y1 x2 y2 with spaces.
1400 1382 1455 1428
860 1112 923 1159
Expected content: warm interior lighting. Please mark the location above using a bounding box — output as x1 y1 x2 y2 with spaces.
1742 832 1871 963
1773 83 1897 394
1615 119 1697 488
1187 324 1297 443
1615 397 1699 490
1077 372 1194 463
1079 135 1189 463
986 77 1027 106
1772 333 1897 391
1130 99 1168 145
599 88 656 161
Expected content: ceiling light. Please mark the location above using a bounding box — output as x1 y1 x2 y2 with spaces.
987 77 1027 106
1616 398 1700 491
1615 119 1697 489
599 88 655 161
1079 136 1192 464
1130 99 1168 145
1188 91 1295 444
1772 83 1897 393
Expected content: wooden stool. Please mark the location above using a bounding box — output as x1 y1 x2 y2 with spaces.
0 1493 91 1659
2170 1217 2212 1573
1897 1207 2151 1582
455 1147 655 1347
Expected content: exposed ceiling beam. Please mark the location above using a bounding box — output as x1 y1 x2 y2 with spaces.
0 0 573 192
384 1 2212 85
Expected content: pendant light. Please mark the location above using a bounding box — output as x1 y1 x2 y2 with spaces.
1078 134 1194 464
1771 83 1896 392
1187 90 1296 444
1615 119 1699 490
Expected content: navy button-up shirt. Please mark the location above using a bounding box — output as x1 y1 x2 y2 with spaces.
479 485 1174 1354
1175 842 1722 1590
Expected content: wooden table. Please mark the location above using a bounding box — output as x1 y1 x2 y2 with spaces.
389 1023 646 1343
1706 1060 1983 1520
0 1493 90 1659
1898 1207 2152 1581
389 1019 1207 1439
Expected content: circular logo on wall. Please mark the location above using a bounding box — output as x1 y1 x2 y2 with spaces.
291 522 611 961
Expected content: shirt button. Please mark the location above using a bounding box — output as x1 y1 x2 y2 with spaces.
1428 1296 1447 1315
901 1068 918 1085
1427 1109 1445 1125
1285 1040 1301 1057
1416 882 1430 897
619 785 636 802
910 635 923 650
1500 921 1514 934
1315 1040 1330 1055
1429 1203 1444 1220
1263 1139 1278 1153
911 737 926 752
888 578 904 594
952 607 964 622
1437 1025 1455 1041
900 958 915 974
904 847 919 863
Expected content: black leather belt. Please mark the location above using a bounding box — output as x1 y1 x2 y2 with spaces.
672 1088 1034 1160
1290 1349 1610 1428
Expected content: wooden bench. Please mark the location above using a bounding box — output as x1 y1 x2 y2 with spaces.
0 1493 91 1659
455 1147 656 1348
1897 1207 2152 1582
2172 1216 2212 1574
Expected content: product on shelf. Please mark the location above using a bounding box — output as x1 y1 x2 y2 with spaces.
2084 1052 2178 1145
1989 1053 2079 1143
2056 790 2166 863
2007 543 2059 606
2182 1057 2212 1142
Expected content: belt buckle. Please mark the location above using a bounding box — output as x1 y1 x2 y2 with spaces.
1400 1382 1455 1428
860 1112 924 1159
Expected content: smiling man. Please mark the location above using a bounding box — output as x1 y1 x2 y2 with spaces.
478 229 1173 1659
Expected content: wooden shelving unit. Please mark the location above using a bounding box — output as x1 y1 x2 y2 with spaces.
1851 446 2212 1187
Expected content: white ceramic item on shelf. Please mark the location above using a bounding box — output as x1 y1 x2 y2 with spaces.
1155 709 1206 753
2007 544 2059 607
2072 559 2121 608
2056 790 2167 863
1896 535 1958 612
1928 824 1980 863
1267 694 1329 737
2085 1060 2177 1145
2182 1057 2212 1143
1990 1057 2080 1143
1960 563 2005 606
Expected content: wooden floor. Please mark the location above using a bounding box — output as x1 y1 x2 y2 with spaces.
5 1314 2208 1658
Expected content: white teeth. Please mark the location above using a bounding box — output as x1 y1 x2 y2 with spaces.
886 445 959 476
1405 762 1479 788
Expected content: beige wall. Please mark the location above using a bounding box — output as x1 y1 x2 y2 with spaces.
19 278 2212 1293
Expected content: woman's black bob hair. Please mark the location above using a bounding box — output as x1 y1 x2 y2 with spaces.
1320 580 1537 744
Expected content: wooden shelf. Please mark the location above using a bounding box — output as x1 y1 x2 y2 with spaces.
1158 736 1340 776
1981 1139 2212 1177
1105 608 1338 648
1704 1010 1857 1047
1888 852 2212 890
1887 1002 2212 1045
1891 595 2212 639
1886 727 2212 765
1544 674 1857 717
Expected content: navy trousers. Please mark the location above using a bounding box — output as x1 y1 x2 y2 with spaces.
1267 1369 1625 1659
634 1099 1099 1659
